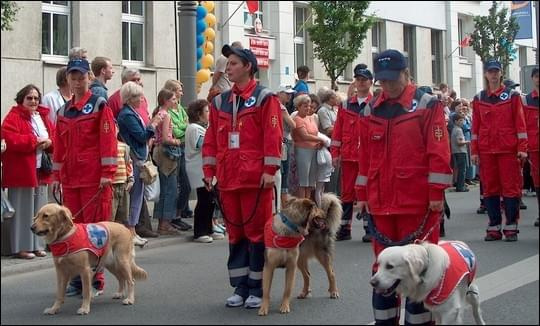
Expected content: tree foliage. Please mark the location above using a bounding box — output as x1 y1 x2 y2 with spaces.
470 1 519 73
1 1 20 31
306 1 375 89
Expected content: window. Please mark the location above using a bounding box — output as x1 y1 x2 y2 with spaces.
42 1 70 57
371 21 383 64
122 1 145 62
403 25 416 82
294 6 308 71
244 1 263 29
458 18 464 57
431 29 443 85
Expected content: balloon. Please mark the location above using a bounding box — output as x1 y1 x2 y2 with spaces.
197 34 205 47
201 54 214 69
196 61 202 71
205 13 216 27
196 19 207 34
196 47 203 59
203 41 214 54
204 27 215 41
196 69 211 84
201 1 214 12
196 6 207 20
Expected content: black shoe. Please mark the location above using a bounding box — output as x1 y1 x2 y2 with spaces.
504 234 518 242
182 211 194 219
476 206 487 214
519 200 527 210
535 218 539 227
171 218 193 231
136 227 159 238
336 231 352 241
465 180 476 186
361 233 372 243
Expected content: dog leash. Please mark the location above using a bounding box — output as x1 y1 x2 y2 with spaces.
53 185 104 220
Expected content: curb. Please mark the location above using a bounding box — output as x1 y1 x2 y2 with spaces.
1 235 192 278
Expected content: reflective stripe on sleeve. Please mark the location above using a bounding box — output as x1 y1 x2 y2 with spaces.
355 175 367 186
331 140 342 147
428 172 453 185
405 312 432 324
203 157 216 165
228 267 249 278
517 133 528 139
101 157 117 165
264 156 281 166
248 270 262 281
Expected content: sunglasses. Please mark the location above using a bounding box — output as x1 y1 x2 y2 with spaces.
25 96 40 101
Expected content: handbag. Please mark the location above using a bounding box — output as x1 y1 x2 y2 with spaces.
144 174 160 202
1 189 15 219
139 159 158 185
40 151 53 174
162 144 181 160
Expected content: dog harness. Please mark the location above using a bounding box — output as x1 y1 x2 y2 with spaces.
264 217 304 249
49 223 109 258
425 241 477 306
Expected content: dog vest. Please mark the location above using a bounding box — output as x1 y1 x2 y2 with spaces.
425 241 477 306
49 223 109 258
264 219 304 249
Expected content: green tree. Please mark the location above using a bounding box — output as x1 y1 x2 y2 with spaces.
306 1 375 90
470 1 519 74
1 1 20 31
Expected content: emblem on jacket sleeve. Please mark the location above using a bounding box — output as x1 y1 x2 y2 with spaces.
245 96 256 108
82 103 94 114
434 125 444 141
103 121 111 133
499 92 509 101
271 115 278 128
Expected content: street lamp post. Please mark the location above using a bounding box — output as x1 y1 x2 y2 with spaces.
178 1 198 107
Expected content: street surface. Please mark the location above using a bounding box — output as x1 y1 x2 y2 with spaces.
1 186 538 325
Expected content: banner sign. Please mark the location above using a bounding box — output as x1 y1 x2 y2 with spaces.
250 37 269 69
512 1 533 40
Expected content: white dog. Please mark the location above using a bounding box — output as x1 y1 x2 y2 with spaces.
370 241 486 325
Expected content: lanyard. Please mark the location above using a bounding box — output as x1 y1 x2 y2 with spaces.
232 94 240 130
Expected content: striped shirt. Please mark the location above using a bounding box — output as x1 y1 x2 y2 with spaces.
113 141 132 184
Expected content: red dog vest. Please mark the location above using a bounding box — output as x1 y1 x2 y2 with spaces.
425 241 477 306
49 223 109 258
264 219 304 249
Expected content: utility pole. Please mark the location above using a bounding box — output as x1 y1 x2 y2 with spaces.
178 1 198 107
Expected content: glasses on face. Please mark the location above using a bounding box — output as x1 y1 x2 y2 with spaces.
25 96 40 102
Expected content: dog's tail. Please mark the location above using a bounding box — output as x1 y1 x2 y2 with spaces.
321 193 343 236
130 248 148 281
466 283 486 325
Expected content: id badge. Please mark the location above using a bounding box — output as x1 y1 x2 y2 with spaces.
228 132 240 149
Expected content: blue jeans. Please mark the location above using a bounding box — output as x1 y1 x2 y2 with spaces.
128 163 144 227
154 169 178 220
176 147 192 217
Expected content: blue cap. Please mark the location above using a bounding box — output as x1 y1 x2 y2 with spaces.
484 58 501 71
374 49 407 81
354 64 373 80
222 44 258 74
67 59 90 74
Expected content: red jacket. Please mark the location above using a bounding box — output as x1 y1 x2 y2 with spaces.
355 85 452 215
53 91 117 188
471 86 528 155
1 105 55 188
202 79 282 191
331 94 372 162
522 90 539 152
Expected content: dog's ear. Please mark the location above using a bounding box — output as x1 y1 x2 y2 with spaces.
282 197 297 209
58 205 74 226
405 246 427 284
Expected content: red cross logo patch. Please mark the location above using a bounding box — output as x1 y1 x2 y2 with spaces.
271 115 278 128
434 125 443 141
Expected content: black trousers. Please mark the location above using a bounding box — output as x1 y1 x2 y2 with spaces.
194 187 214 238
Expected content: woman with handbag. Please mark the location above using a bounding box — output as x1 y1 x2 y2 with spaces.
117 81 161 246
1 84 54 259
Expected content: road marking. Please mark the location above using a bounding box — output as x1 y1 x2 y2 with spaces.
368 254 539 324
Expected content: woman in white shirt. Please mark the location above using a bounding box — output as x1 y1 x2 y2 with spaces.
185 99 224 243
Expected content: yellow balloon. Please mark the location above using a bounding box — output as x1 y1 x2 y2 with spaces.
201 54 214 69
201 1 214 12
196 69 211 84
205 13 216 27
203 41 214 54
204 28 215 41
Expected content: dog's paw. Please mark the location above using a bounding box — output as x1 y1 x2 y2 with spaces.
329 290 340 299
122 298 134 305
43 307 58 315
258 305 269 316
112 292 124 299
76 307 90 315
297 289 311 299
279 302 291 314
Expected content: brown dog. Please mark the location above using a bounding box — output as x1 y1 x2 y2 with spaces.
31 203 148 315
297 193 342 300
258 197 324 316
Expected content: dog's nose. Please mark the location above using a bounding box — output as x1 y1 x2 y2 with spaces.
370 278 379 288
30 224 36 233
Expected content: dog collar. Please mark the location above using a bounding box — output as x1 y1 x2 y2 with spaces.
279 212 301 233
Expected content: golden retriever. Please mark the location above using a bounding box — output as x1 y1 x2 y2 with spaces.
370 241 485 325
31 203 148 315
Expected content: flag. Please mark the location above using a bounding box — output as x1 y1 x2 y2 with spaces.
459 35 471 48
246 1 259 14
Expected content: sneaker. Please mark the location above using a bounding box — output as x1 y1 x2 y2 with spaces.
519 199 527 210
218 223 226 232
504 233 518 242
213 224 225 234
226 294 245 307
484 232 502 241
92 289 104 297
211 232 225 240
244 295 262 309
133 234 148 247
65 285 82 297
336 232 352 241
476 206 487 214
171 218 193 231
194 235 213 243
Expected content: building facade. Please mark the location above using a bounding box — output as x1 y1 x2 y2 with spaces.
1 1 538 120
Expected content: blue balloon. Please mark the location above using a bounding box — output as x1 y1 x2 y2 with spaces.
197 34 205 47
196 6 207 20
197 61 202 71
196 47 203 59
196 19 207 34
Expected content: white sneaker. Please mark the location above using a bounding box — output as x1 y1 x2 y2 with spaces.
213 225 225 234
226 294 244 307
194 235 213 243
244 295 262 309
211 232 225 240
133 234 148 247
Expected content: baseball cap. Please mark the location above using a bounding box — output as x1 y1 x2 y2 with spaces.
222 44 258 74
532 67 539 77
278 84 296 94
354 64 373 80
503 79 520 89
484 58 502 71
67 59 90 74
374 49 407 81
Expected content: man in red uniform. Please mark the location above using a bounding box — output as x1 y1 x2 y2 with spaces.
53 58 117 296
202 45 282 309
331 63 373 242
522 67 539 227
471 59 528 242
355 49 452 325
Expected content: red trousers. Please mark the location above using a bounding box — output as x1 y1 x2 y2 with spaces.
63 185 113 224
220 188 273 244
529 151 539 187
341 160 358 203
479 153 522 198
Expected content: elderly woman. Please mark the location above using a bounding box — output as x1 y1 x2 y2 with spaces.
1 84 54 259
117 81 161 246
317 87 339 137
291 94 322 199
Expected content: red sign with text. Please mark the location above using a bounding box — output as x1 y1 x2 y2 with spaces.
250 37 269 69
